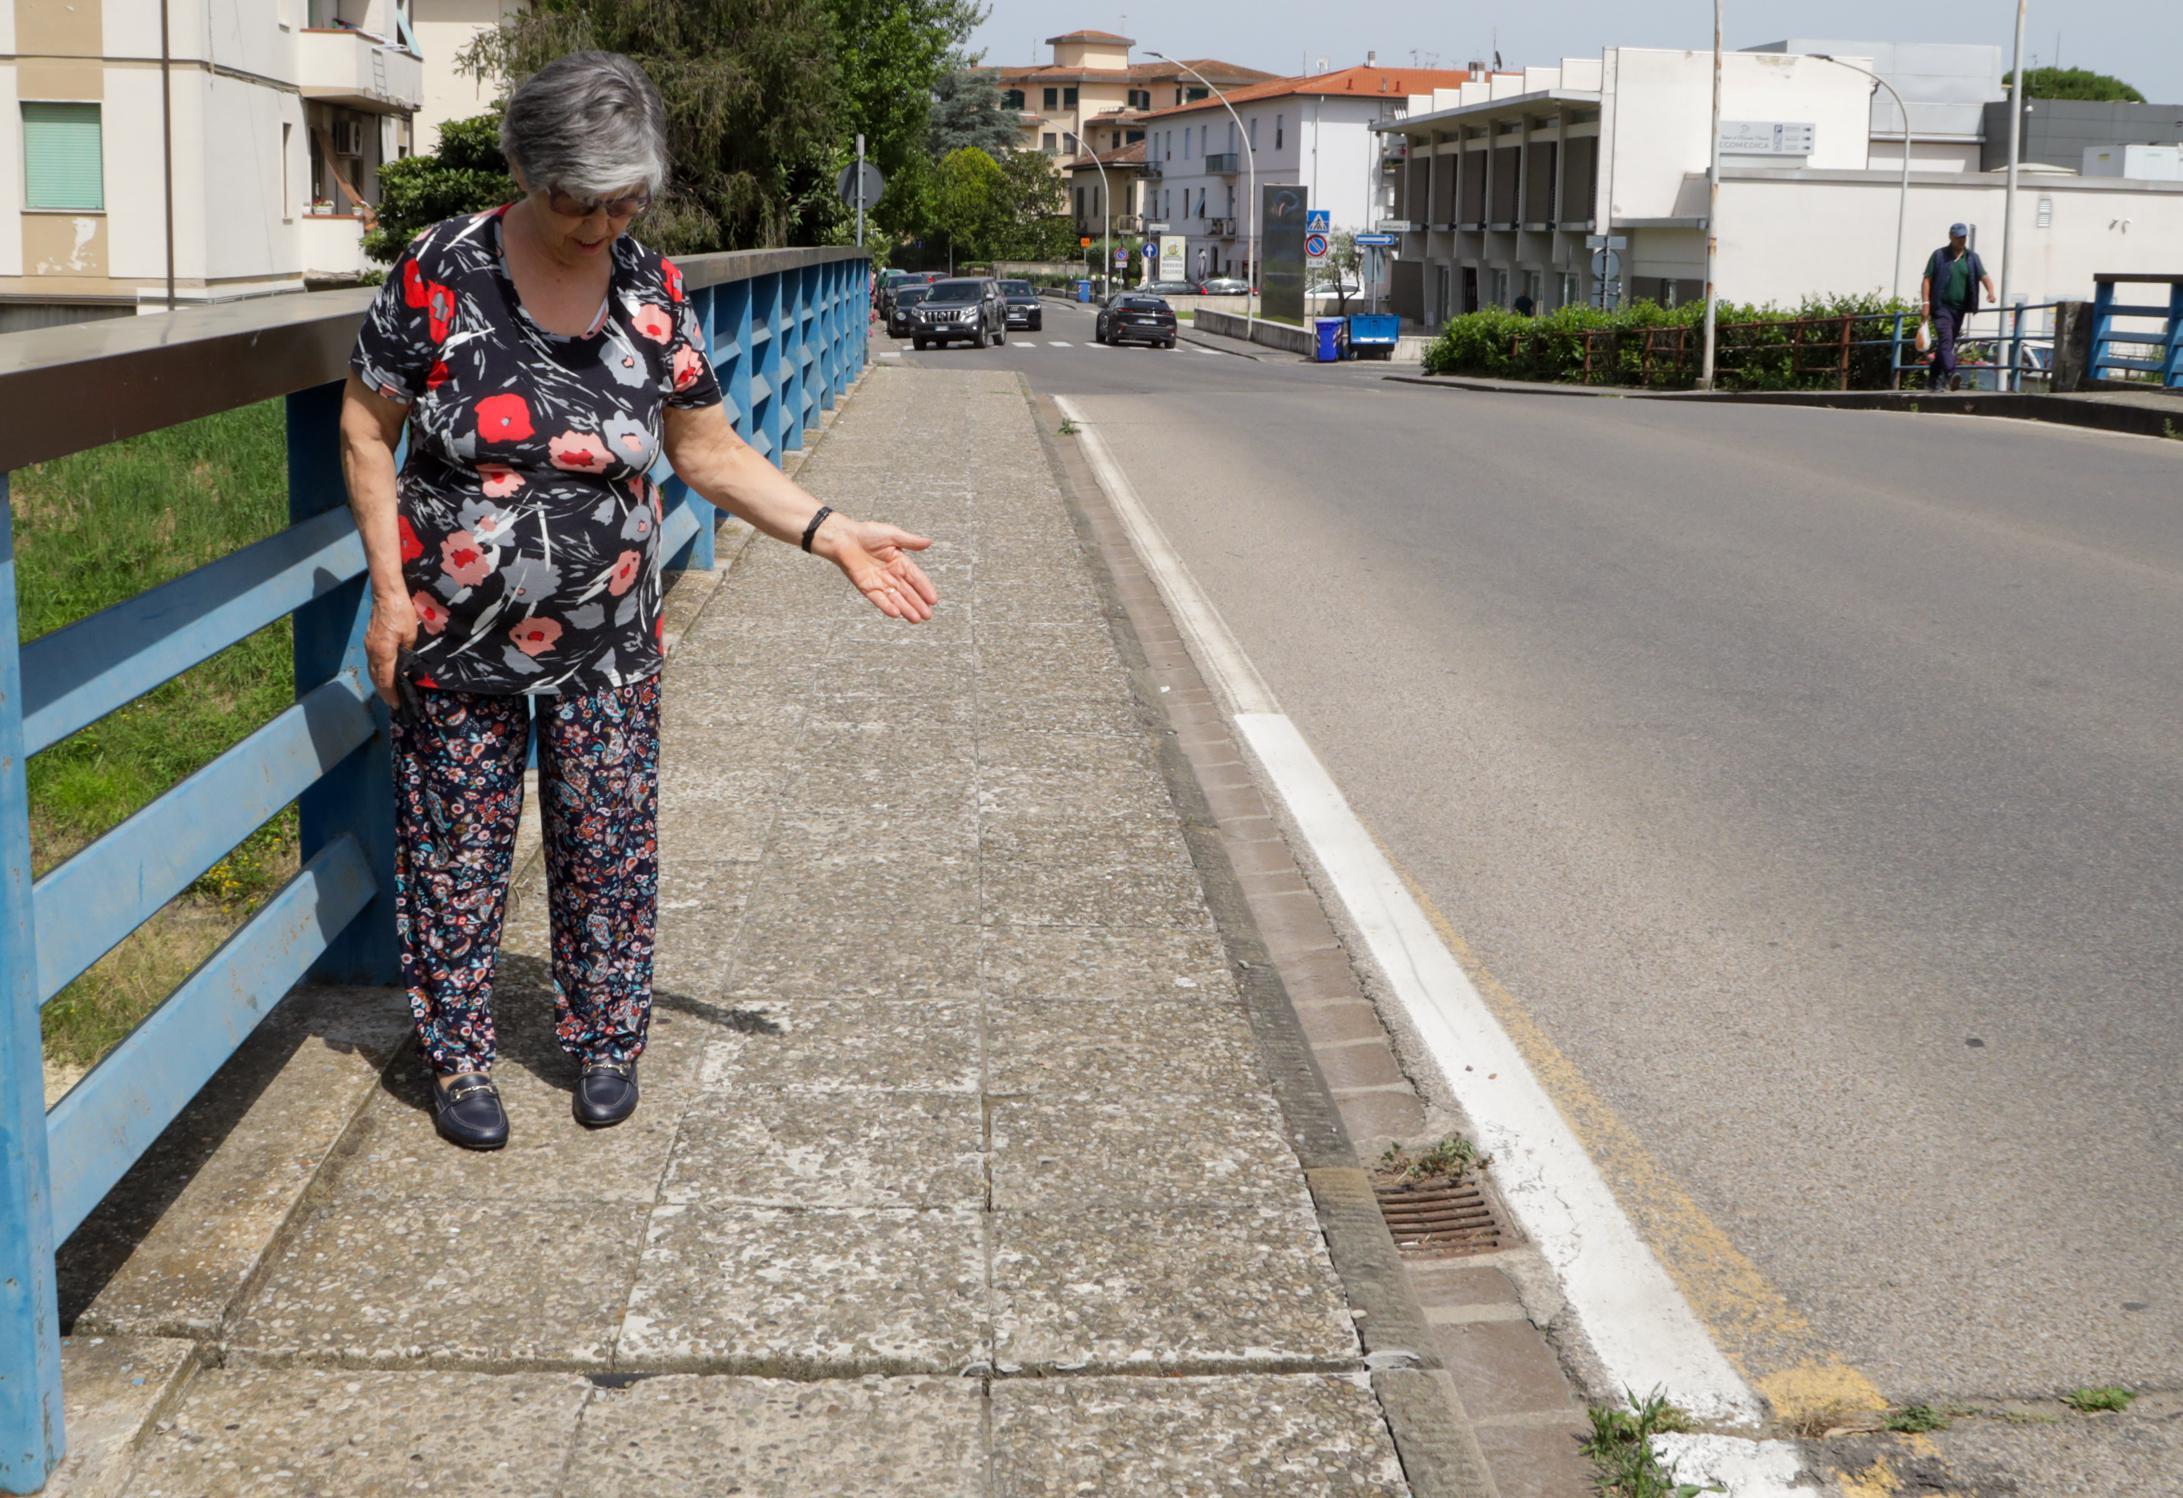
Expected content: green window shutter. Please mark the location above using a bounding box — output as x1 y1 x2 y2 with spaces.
23 102 105 212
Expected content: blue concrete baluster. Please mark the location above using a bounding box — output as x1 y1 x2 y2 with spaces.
853 259 871 377
2089 280 2115 383
781 268 806 456
756 272 784 467
719 278 755 450
2167 282 2183 389
286 383 398 984
0 481 65 1495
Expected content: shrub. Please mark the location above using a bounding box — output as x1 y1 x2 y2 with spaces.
1424 293 1918 391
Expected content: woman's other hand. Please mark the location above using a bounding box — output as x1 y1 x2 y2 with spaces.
817 517 939 622
365 591 421 707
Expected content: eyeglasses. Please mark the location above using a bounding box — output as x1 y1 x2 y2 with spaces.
545 187 652 220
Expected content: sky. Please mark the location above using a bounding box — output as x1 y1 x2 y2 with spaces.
969 1 2183 105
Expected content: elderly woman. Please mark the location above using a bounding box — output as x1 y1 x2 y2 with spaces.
340 52 935 1150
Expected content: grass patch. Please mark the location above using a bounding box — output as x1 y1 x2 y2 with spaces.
1581 1388 1713 1497
12 400 302 1069
1884 1404 1948 1434
1058 418 1079 436
2062 1386 2136 1414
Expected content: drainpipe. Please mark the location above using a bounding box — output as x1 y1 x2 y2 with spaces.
161 0 176 309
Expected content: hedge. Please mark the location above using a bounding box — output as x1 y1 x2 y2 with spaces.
1422 294 1920 391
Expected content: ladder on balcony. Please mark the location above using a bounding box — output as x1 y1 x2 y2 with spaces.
370 45 389 102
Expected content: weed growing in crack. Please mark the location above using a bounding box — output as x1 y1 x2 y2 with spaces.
1058 419 1079 436
1377 1136 1484 1183
1581 1387 1715 1497
2062 1386 2136 1414
1884 1404 1948 1434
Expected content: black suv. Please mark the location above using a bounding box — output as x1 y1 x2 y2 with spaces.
911 278 1005 350
997 279 1042 332
1095 293 1178 349
887 285 931 338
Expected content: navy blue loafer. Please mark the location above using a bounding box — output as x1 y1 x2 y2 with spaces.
431 1073 508 1151
574 1059 638 1129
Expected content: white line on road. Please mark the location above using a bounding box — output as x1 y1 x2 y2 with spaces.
1047 340 1073 347
1015 341 1039 348
1054 393 1765 1428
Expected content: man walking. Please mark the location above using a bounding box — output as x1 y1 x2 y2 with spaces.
1920 222 1995 390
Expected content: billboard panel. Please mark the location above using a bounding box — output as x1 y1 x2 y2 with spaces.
1261 183 1309 326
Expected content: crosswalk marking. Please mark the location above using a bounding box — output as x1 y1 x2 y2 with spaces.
1047 340 1073 347
1015 341 1038 348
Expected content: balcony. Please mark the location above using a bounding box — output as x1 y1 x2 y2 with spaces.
300 212 370 280
1205 153 1241 175
1209 217 1236 238
298 30 423 113
1140 160 1163 178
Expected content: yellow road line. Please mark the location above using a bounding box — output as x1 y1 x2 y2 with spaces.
1383 850 1888 1427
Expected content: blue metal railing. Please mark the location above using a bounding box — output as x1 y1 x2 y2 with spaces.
2089 273 2183 389
0 244 868 1492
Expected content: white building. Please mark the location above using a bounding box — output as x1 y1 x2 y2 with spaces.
1 0 423 332
1378 44 2183 326
412 0 527 154
1133 64 1473 288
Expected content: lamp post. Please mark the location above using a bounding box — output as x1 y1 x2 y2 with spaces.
1068 133 1115 298
1998 0 2028 390
1698 0 1724 390
1813 55 1911 305
1149 51 1257 328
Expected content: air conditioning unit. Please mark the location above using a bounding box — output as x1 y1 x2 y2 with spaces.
332 119 367 157
1384 136 1410 160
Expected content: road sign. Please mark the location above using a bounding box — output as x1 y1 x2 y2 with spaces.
1114 246 1129 267
1719 120 1815 157
1305 232 1330 263
1140 242 1157 260
1306 208 1331 234
1355 232 1398 248
1373 219 1415 233
1079 236 1093 248
1584 233 1629 250
835 161 885 210
1144 222 1171 233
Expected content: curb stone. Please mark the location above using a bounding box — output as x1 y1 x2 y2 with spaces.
1027 380 1502 1498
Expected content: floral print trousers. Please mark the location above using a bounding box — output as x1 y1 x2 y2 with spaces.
391 676 662 1075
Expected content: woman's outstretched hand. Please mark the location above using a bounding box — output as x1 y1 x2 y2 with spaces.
821 517 938 622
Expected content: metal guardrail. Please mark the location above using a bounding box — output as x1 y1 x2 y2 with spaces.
0 241 868 1493
1886 302 2063 391
2089 273 2183 388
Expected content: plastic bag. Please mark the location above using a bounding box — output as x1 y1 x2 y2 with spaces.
1914 319 1932 355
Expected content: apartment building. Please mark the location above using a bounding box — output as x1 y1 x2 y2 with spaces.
1377 44 2183 326
2 0 422 331
411 0 526 153
1133 65 1472 285
996 29 1271 159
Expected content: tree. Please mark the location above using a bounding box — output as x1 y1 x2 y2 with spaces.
985 149 1077 261
1312 230 1365 314
364 114 515 263
931 146 1009 266
829 0 985 250
2002 66 2145 103
462 0 845 252
928 61 1021 158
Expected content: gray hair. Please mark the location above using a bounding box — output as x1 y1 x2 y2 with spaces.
500 51 670 199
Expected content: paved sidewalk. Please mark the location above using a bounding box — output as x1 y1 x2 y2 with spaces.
46 366 1462 1494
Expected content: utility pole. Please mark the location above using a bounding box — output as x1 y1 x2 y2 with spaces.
854 133 866 249
1999 1 2028 391
1698 0 1723 390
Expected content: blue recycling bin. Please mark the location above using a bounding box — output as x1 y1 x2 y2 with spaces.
1075 279 1093 303
1313 317 1345 363
1345 313 1400 360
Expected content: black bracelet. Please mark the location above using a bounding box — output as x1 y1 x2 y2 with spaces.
800 505 832 553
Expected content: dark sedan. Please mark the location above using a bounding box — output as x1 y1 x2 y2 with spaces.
887 285 931 338
1095 293 1178 349
997 279 1043 331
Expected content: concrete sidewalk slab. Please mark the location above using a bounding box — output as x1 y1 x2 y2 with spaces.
48 364 1494 1494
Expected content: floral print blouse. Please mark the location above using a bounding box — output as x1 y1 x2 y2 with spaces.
351 207 722 695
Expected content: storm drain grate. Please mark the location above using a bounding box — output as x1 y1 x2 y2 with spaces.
1375 1178 1505 1259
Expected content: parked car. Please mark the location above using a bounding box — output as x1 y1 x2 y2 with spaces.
997 279 1043 332
910 277 1005 349
887 285 932 338
1144 279 1198 295
1197 276 1250 295
1095 293 1178 348
1307 278 1364 302
877 269 917 316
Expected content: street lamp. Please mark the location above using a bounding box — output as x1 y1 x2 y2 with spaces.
1699 0 1724 390
1148 50 1257 328
1998 0 2028 390
1813 55 1911 306
1066 132 1114 299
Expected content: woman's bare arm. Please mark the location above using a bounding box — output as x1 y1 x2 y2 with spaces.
338 373 419 705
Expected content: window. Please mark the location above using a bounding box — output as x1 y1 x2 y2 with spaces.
1249 116 1258 149
1126 129 1143 144
1200 124 1208 154
1063 86 1078 107
1184 130 1191 159
1275 114 1284 150
1128 89 1150 110
282 122 294 217
1187 86 1209 102
1075 187 1086 219
22 102 104 211
1004 89 1025 111
1197 187 1207 218
1225 184 1235 215
1042 132 1058 153
1043 87 1058 109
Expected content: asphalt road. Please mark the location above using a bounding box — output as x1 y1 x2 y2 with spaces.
879 300 2183 1422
